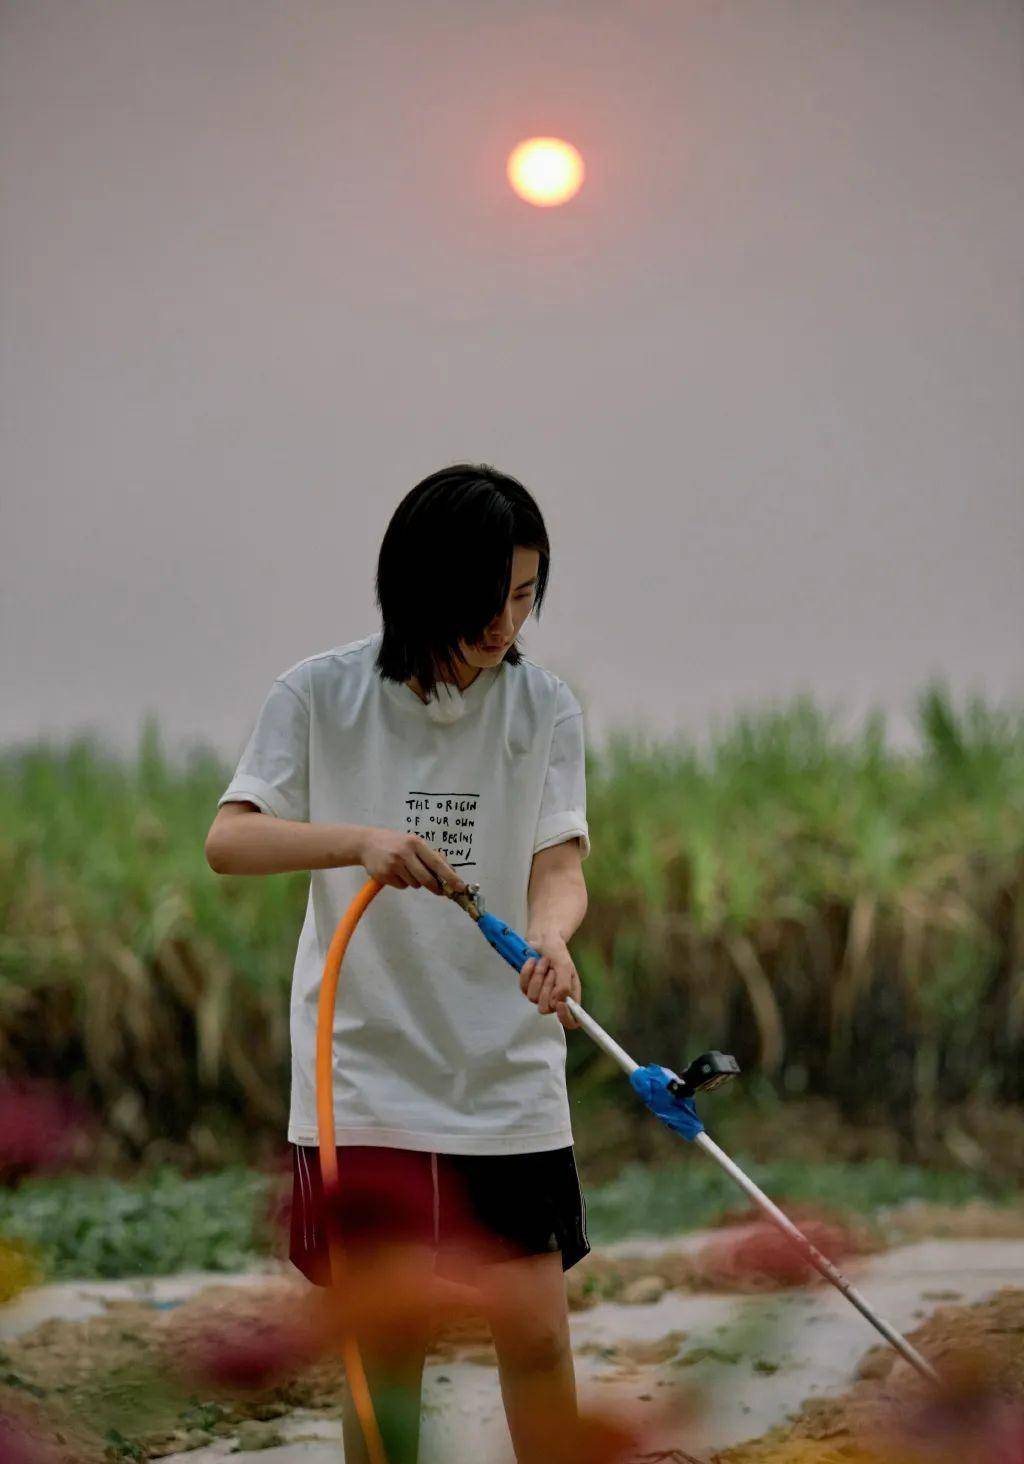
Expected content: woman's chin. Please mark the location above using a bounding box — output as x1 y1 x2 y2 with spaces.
457 637 515 670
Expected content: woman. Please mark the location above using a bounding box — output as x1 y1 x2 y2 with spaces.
205 463 591 1462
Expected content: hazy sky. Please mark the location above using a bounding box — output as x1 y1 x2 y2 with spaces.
3 0 1021 761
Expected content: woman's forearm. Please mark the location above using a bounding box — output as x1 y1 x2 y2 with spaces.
206 809 368 876
526 846 588 945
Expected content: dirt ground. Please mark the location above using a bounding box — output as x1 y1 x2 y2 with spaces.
6 1285 1024 1462
713 1287 1024 1463
0 1209 879 1461
1 1276 328 1462
2 1212 1024 1463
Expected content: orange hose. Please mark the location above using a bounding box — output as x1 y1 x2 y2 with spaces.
315 876 388 1464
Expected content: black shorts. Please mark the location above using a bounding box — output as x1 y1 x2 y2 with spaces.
289 1142 591 1288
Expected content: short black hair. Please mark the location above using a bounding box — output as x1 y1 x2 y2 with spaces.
374 463 550 702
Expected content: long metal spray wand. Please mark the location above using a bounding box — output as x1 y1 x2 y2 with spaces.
446 881 940 1386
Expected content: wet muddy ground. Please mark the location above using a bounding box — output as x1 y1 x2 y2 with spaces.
2 1226 1024 1462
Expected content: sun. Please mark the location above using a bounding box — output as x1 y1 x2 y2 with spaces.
506 137 585 208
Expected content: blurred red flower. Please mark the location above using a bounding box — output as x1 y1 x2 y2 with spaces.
170 1306 320 1392
884 1348 1024 1464
696 1215 858 1289
0 1079 96 1187
0 1405 71 1464
531 1401 646 1463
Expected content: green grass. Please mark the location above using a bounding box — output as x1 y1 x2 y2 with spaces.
0 1165 279 1281
0 1157 1014 1283
582 1156 1014 1243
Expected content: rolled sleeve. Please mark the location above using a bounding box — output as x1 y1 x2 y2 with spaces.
217 676 310 823
533 683 591 861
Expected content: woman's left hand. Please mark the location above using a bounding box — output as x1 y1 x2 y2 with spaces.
519 934 582 1030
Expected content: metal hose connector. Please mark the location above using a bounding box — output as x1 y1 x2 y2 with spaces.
442 880 485 921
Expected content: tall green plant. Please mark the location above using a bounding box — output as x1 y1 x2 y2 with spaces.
1 681 1021 1169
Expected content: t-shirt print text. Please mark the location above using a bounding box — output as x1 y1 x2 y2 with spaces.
404 791 479 868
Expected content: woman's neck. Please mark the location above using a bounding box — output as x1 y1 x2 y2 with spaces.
406 664 482 703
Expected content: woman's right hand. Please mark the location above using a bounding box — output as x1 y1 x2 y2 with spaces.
357 827 468 896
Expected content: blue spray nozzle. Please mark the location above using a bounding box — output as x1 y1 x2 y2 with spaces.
629 1063 704 1141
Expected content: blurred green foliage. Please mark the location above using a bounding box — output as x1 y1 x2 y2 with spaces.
583 1155 1013 1241
0 1165 278 1279
0 1155 1011 1281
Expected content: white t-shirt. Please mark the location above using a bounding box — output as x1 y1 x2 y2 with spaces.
217 632 591 1155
